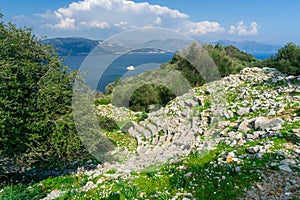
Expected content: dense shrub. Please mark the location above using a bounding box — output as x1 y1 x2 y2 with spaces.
224 45 256 62
95 96 111 105
263 43 300 75
170 42 256 86
98 116 119 131
0 15 86 166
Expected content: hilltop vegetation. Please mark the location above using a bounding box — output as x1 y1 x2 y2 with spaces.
102 41 300 113
262 42 300 75
103 42 258 112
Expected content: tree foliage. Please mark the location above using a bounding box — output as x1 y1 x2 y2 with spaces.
262 43 300 75
170 42 256 86
129 84 175 112
0 16 86 166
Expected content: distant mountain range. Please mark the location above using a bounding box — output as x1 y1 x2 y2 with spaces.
211 40 282 54
43 37 100 56
43 37 282 57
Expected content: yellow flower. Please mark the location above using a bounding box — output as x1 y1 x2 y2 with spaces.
226 155 233 163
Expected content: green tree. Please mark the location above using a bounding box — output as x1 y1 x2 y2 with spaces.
0 15 86 166
224 45 256 62
265 43 300 75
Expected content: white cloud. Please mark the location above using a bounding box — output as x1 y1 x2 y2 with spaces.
53 18 76 30
41 0 188 30
38 0 225 36
154 17 162 25
81 21 110 29
229 21 259 36
184 21 225 35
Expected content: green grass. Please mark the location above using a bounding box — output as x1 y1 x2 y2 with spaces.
197 99 212 112
227 92 238 103
104 130 137 152
2 135 297 200
105 169 116 174
134 112 148 122
0 174 90 200
281 120 300 138
158 130 164 136
226 115 239 121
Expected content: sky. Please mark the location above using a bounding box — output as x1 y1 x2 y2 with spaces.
0 0 299 44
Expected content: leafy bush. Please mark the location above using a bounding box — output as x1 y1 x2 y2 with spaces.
95 96 111 105
224 45 256 62
135 112 149 122
98 116 119 131
0 15 86 166
263 43 300 75
170 42 256 87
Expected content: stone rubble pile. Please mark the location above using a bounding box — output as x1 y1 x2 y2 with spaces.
41 67 300 199
94 67 300 174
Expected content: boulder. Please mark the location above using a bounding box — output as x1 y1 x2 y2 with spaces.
254 117 284 130
121 121 135 133
184 99 198 108
246 146 261 154
237 107 250 116
238 119 251 133
279 165 293 172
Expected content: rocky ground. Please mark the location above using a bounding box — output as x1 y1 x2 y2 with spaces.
1 67 299 199
83 67 300 199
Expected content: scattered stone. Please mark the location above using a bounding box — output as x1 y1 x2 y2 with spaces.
246 146 260 154
268 110 276 116
292 128 300 134
184 172 193 178
96 178 104 185
238 120 251 133
121 121 135 133
184 99 198 108
235 166 241 173
228 131 237 138
82 181 97 192
280 159 296 166
9 67 300 200
218 121 231 129
255 153 263 159
279 165 293 172
225 110 234 119
245 132 260 141
271 78 278 83
254 117 284 130
237 107 250 116
256 183 264 191
42 190 63 200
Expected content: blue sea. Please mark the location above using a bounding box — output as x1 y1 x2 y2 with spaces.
63 53 174 92
252 53 275 60
63 52 275 93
